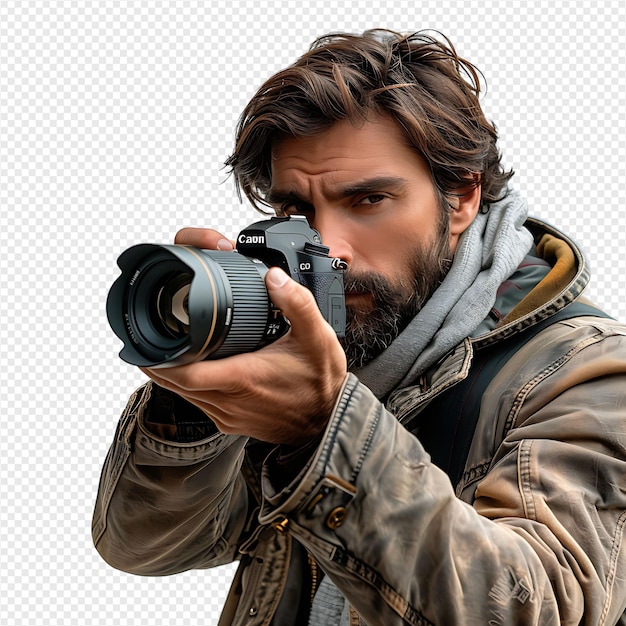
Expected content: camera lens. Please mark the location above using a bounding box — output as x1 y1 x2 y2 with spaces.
106 244 287 367
153 271 192 339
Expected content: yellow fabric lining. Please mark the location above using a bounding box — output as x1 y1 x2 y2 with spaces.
500 233 578 326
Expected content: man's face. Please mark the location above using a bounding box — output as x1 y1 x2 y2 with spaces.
268 114 459 367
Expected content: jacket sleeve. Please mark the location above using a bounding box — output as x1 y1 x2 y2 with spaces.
258 324 626 625
92 382 251 576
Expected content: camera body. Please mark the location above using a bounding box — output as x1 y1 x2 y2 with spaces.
235 214 347 329
106 215 347 367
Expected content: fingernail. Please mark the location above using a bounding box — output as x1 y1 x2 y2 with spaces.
217 238 234 251
266 267 290 288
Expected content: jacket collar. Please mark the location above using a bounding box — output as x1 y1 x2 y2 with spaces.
473 217 589 350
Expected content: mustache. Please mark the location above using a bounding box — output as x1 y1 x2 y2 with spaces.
343 269 428 312
343 271 399 301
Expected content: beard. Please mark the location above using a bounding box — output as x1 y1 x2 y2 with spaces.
340 227 452 369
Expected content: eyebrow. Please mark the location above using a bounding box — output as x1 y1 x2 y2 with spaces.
266 176 409 205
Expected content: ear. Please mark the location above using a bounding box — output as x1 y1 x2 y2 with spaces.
448 182 481 252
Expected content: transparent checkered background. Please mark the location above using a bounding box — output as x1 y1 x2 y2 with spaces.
1 1 625 624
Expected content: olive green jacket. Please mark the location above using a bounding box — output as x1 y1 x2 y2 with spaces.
93 219 626 625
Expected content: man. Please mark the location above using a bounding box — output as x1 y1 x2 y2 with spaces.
92 30 626 625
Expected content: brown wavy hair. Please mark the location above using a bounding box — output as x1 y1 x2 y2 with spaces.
226 29 513 212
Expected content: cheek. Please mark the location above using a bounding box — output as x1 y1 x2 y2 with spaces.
368 237 417 284
347 211 442 277
354 230 403 274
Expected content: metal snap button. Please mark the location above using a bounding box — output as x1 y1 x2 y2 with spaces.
272 517 289 534
326 506 347 529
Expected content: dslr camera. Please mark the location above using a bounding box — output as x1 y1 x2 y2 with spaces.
106 215 347 367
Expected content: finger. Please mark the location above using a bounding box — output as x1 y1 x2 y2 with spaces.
140 364 208 393
141 358 246 394
139 366 186 394
174 227 235 251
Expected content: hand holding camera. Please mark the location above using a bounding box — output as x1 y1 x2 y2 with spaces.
106 217 349 445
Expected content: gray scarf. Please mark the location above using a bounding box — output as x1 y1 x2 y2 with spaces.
352 189 533 399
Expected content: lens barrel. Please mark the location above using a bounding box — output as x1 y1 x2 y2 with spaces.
106 244 284 367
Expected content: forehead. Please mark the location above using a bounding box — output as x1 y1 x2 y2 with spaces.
270 114 430 190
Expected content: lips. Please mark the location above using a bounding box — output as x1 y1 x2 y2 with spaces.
345 290 373 309
343 273 381 310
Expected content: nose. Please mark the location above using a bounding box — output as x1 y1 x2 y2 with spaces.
309 212 354 267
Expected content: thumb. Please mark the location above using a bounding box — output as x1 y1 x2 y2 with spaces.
265 267 323 335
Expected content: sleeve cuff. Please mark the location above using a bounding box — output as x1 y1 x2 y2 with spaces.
141 382 220 443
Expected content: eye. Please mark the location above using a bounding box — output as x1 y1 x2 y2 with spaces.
278 201 314 216
358 194 387 206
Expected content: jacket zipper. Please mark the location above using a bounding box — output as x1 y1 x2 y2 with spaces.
307 551 320 605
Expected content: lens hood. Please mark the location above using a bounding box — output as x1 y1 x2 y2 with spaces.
106 244 234 367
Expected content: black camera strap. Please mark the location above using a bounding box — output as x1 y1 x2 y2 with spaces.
412 301 614 489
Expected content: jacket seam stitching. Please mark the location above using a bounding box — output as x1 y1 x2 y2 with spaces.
503 330 606 435
320 377 358 477
599 509 626 625
331 548 434 626
456 460 492 496
517 440 536 520
350 402 381 484
92 387 142 545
